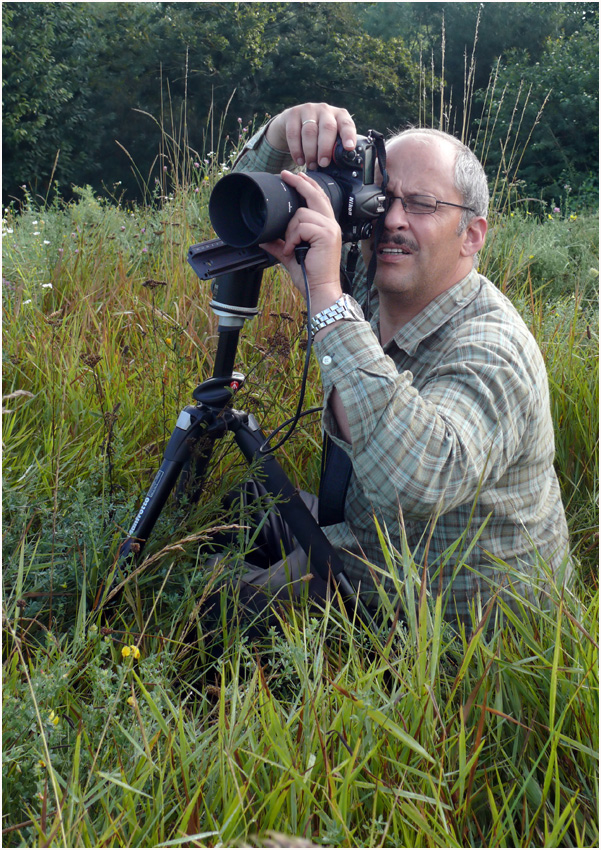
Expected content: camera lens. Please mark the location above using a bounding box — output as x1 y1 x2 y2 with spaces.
209 171 344 248
239 184 267 235
209 173 301 248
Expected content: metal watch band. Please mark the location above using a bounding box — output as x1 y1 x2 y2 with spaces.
310 295 360 339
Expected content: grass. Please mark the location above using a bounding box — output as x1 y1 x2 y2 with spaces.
2 138 599 846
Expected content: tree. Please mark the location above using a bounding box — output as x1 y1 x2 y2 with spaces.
128 2 423 169
3 1 596 206
474 17 599 207
2 2 104 201
361 2 597 130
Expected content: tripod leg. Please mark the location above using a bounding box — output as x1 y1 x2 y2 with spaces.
94 405 218 612
230 414 379 628
232 416 347 584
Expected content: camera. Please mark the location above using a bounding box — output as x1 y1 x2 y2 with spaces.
208 130 387 248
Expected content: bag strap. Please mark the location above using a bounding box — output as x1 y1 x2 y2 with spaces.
318 434 353 526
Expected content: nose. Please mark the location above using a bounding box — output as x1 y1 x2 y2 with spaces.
384 196 410 230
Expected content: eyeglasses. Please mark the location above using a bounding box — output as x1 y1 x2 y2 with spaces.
385 194 475 215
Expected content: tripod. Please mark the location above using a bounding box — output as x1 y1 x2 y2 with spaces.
94 238 360 614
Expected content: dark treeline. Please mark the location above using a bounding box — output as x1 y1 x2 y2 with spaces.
2 1 598 209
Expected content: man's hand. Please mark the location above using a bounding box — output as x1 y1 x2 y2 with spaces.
262 171 352 443
266 102 357 171
261 171 343 315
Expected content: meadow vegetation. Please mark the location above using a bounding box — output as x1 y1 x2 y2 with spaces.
2 131 599 846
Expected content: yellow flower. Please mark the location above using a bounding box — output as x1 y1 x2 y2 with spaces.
528 255 534 259
127 695 137 706
165 337 172 346
48 711 59 726
122 644 140 660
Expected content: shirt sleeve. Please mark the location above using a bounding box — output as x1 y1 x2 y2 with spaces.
233 121 296 174
313 316 534 519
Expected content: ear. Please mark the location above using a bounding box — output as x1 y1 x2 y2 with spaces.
460 216 487 258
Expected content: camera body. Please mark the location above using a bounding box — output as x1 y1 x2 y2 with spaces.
208 130 387 248
318 132 387 242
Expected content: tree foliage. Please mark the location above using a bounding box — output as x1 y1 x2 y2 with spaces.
2 2 101 195
361 1 599 207
2 1 598 206
476 19 599 206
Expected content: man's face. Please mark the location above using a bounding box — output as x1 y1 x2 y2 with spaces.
363 134 480 312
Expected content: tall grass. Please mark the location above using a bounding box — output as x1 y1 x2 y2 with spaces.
3 78 599 847
2 546 598 847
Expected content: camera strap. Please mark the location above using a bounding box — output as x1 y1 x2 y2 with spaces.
319 131 389 527
365 130 389 320
342 243 361 294
318 433 353 526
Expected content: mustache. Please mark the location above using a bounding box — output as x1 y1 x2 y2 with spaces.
372 233 419 253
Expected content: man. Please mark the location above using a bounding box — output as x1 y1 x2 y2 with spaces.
226 102 570 630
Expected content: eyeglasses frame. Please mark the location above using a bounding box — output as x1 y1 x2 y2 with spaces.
385 193 476 215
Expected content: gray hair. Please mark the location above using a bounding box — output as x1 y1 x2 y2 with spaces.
387 128 489 233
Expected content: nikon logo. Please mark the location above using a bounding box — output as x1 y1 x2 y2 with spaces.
347 196 355 216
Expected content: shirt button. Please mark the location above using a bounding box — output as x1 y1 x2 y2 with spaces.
322 355 332 366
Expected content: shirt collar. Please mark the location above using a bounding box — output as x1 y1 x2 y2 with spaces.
375 269 482 356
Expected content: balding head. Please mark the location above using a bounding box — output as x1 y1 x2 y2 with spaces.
386 129 489 232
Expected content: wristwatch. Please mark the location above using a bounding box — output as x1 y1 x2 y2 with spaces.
310 295 364 339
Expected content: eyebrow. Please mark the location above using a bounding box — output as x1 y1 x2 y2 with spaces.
384 187 434 197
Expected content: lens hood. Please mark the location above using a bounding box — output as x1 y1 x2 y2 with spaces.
208 173 298 248
209 171 344 248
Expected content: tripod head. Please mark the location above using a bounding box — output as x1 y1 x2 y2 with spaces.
188 236 279 380
187 237 277 328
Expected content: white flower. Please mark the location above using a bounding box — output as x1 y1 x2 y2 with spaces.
23 299 32 304
43 240 50 245
42 283 53 289
33 231 41 236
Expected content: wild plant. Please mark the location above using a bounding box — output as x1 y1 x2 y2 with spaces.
2 55 598 847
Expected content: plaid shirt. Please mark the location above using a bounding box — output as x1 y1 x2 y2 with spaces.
234 127 571 625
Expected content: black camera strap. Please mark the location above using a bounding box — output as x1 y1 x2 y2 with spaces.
365 129 389 320
318 433 353 527
342 242 361 294
319 131 389 527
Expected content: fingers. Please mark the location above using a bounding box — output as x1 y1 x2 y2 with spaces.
282 103 356 170
282 206 340 255
280 170 335 216
260 171 342 294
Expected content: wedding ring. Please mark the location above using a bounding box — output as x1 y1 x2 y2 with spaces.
302 119 318 126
